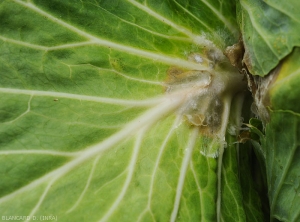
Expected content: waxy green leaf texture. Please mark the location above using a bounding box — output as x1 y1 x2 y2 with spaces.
6 0 300 221
238 0 300 76
264 48 300 221
0 0 249 221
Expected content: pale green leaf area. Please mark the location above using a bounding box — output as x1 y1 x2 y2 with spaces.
0 0 271 222
238 143 266 222
270 48 300 113
265 111 300 222
263 48 300 221
220 105 265 222
237 0 300 76
220 138 246 222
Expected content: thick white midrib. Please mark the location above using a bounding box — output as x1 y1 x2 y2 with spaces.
98 129 145 222
0 87 164 107
12 0 207 71
0 150 78 157
170 127 199 222
216 95 232 222
58 63 164 86
0 95 185 205
88 39 205 71
108 70 164 86
0 35 93 51
231 92 246 168
218 95 233 142
0 26 188 52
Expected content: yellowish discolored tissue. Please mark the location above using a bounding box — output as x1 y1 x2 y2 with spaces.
164 47 246 157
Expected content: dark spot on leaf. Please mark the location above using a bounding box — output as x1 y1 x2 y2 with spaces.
224 40 244 70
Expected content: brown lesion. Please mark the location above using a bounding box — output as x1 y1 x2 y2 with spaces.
164 66 212 92
197 124 222 138
163 47 246 141
237 130 251 143
163 52 227 138
224 39 245 71
165 67 186 83
242 50 252 72
163 66 185 92
199 109 223 136
184 96 224 137
244 68 257 95
165 67 207 83
184 118 221 139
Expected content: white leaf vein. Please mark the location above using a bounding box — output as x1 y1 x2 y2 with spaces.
3 95 32 124
67 155 101 213
200 0 238 35
190 161 204 220
170 127 199 222
0 87 164 107
137 116 182 222
98 128 145 222
0 94 185 204
240 0 280 58
12 0 207 71
0 150 79 157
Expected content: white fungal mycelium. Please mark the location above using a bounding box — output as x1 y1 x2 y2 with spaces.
165 42 246 157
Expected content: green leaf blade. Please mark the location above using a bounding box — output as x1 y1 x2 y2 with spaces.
238 0 300 76
263 48 300 221
0 0 251 221
265 111 300 222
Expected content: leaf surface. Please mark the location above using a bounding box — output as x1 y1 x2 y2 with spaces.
264 48 300 221
0 0 258 221
237 0 300 76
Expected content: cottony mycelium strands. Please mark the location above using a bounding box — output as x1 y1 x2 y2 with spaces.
165 43 246 157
